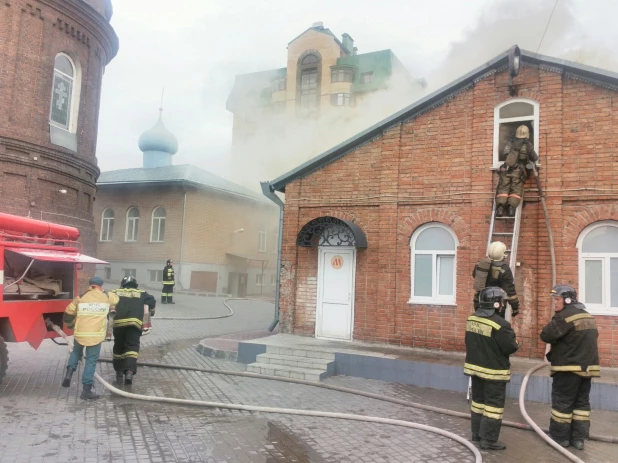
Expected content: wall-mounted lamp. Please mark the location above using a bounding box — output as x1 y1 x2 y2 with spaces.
57 189 67 194
508 45 521 96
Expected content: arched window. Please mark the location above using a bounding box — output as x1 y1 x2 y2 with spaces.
297 52 321 115
100 208 114 242
125 207 139 242
410 223 458 305
577 221 618 314
151 207 166 242
493 99 539 167
50 53 77 131
258 223 267 252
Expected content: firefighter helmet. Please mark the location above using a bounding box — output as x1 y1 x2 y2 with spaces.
167 259 173 265
478 286 507 311
488 241 507 262
515 125 530 139
121 275 138 289
550 284 577 304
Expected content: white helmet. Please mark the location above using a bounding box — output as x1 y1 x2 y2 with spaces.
488 241 507 261
515 125 530 139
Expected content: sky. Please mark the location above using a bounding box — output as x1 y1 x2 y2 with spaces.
95 0 618 183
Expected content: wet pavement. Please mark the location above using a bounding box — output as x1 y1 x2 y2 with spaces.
1 295 616 462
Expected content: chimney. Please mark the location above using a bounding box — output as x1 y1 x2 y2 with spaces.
342 33 355 55
311 21 324 30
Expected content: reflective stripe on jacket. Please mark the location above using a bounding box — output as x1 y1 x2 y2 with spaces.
63 286 119 346
163 265 175 285
111 288 156 330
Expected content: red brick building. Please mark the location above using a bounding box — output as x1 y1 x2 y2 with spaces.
263 47 618 367
0 0 118 281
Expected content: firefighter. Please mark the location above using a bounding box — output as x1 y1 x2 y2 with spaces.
111 276 156 385
61 277 119 400
540 284 600 450
495 125 538 217
472 241 519 317
162 259 175 304
464 287 519 450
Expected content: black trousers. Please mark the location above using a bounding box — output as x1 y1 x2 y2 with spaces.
549 372 592 441
470 376 507 443
112 326 141 374
162 284 174 303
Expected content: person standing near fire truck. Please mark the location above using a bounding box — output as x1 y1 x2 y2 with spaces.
111 276 156 385
162 259 175 304
61 277 119 400
464 287 519 450
540 284 600 450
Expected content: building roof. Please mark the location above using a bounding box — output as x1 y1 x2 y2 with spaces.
98 164 273 205
335 49 399 93
288 24 351 54
265 47 618 193
226 68 286 112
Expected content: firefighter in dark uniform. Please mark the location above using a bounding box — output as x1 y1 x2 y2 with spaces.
111 276 156 385
472 241 519 318
162 259 175 304
540 284 600 450
495 125 538 217
465 287 519 450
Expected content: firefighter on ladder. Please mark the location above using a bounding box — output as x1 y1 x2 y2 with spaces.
472 241 519 318
495 125 538 217
110 276 156 385
465 287 519 450
540 284 600 450
162 259 175 304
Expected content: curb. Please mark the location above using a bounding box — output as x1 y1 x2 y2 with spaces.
196 340 238 362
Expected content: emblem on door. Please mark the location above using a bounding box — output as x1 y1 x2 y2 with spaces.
331 255 344 269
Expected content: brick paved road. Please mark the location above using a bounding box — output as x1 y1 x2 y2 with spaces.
1 297 615 462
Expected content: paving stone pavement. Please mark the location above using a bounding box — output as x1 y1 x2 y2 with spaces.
1 297 616 462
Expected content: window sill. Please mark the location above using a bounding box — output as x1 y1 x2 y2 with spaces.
408 299 457 307
125 240 137 243
584 309 618 317
149 241 165 244
99 240 112 243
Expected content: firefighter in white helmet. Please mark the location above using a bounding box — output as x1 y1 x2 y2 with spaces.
472 241 519 318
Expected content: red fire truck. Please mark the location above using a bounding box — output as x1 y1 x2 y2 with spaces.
0 212 107 385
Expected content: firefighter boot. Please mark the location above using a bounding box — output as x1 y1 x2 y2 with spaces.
116 372 124 384
124 370 133 385
168 296 175 305
480 440 507 450
61 367 75 388
496 205 505 217
80 384 100 400
507 205 516 217
571 439 585 450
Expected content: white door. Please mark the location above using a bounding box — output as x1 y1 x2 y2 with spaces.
316 247 355 340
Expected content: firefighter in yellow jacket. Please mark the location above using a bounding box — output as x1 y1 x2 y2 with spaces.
61 277 119 400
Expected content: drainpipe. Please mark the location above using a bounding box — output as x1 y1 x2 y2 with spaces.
261 181 284 331
178 185 188 290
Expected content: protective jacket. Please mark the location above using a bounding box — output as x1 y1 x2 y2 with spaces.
464 309 519 381
540 302 600 378
163 264 175 286
63 286 119 346
110 288 156 330
472 260 519 311
503 138 538 177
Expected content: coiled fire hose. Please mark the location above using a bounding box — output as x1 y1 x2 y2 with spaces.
46 320 482 463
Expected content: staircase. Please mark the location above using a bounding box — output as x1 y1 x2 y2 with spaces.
246 345 335 381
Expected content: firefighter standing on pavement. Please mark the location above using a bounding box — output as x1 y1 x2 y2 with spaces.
162 259 175 304
472 241 519 317
464 287 519 451
111 276 156 385
61 277 119 400
495 125 538 217
540 284 600 450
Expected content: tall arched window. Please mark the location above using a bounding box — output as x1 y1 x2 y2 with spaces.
151 207 166 242
297 51 321 115
493 99 539 167
100 208 114 242
125 207 139 242
50 53 77 131
410 223 458 305
577 221 618 314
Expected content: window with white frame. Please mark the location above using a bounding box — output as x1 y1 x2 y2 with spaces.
409 223 458 305
271 274 276 285
100 208 114 242
258 224 267 252
493 99 539 167
151 207 166 242
50 53 78 131
577 221 618 315
125 207 139 242
256 274 263 286
149 270 163 283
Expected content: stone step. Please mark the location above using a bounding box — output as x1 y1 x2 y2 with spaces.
256 353 334 371
246 362 328 381
265 345 336 361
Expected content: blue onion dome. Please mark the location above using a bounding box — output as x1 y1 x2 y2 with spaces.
138 112 178 154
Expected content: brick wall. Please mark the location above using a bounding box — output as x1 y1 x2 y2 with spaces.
280 64 618 367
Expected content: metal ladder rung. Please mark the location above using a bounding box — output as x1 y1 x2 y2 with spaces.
494 217 515 220
493 232 514 236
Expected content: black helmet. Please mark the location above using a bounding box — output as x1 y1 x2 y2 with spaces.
121 275 138 289
550 284 577 303
478 286 507 310
167 259 173 265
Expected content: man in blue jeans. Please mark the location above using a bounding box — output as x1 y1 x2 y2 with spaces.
61 277 119 399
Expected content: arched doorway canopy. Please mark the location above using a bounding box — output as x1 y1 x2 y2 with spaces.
296 216 367 248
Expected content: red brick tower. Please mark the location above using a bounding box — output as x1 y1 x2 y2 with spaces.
0 0 118 279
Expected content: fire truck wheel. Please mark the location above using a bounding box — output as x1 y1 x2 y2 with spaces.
0 335 8 385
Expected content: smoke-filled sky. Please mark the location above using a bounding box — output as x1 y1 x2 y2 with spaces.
96 0 618 182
